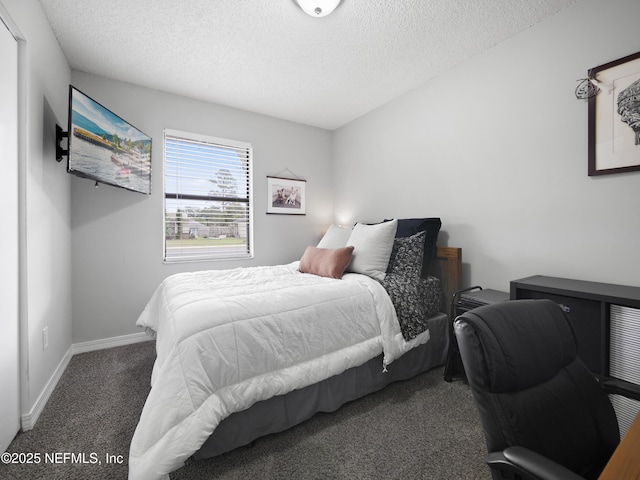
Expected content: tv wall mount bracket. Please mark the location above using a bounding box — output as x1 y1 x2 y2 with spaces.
56 124 68 162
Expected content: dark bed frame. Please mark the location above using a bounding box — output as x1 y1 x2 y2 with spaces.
194 247 462 459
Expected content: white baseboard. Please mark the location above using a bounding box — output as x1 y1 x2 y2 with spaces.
21 331 153 431
72 331 152 355
21 346 73 431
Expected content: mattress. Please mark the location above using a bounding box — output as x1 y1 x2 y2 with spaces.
129 262 434 480
194 311 449 459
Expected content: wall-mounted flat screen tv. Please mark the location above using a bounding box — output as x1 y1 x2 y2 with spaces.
67 85 152 194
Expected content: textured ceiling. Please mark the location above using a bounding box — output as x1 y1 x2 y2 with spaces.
38 0 574 130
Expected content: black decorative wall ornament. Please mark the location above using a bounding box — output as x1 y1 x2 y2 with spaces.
575 76 614 100
575 77 599 99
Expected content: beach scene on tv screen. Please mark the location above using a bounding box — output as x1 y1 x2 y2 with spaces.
69 88 152 194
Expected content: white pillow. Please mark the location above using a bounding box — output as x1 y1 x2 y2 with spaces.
346 219 398 281
317 224 352 249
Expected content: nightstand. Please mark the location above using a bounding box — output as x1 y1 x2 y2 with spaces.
444 286 509 382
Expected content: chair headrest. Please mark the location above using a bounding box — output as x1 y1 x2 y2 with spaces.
454 299 578 392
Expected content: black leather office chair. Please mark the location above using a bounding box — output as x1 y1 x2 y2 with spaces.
454 299 640 480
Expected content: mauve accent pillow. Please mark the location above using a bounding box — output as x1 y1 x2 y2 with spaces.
299 245 355 279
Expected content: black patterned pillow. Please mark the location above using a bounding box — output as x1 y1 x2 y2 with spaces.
381 274 442 341
383 231 443 341
386 231 425 278
385 218 441 276
423 275 443 319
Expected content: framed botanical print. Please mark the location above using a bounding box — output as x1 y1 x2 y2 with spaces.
588 51 640 176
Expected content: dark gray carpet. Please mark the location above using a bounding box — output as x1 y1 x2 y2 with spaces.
2 341 490 480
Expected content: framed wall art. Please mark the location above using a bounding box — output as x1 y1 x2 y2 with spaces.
266 176 306 215
588 51 640 176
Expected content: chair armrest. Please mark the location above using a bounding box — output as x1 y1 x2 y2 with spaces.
486 446 585 480
599 376 640 401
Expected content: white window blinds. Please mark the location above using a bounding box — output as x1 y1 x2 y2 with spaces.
164 129 252 262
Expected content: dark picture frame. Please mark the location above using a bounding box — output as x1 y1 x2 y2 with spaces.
266 176 306 215
588 51 640 176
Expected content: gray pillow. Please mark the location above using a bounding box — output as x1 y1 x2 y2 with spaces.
317 224 352 249
346 219 398 281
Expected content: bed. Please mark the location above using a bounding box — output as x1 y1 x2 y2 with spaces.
129 218 461 480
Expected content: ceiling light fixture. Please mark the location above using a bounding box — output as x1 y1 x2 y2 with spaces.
294 0 342 17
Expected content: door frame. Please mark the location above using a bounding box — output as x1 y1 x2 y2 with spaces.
0 1 27 446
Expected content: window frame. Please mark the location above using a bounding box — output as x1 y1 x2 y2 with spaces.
163 128 253 263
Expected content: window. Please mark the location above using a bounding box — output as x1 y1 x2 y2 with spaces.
164 129 252 262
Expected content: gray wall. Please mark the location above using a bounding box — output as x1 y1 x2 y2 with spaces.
333 0 640 291
1 0 72 419
6 0 640 425
70 72 334 343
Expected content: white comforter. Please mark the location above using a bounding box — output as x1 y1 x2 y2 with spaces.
129 262 430 480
